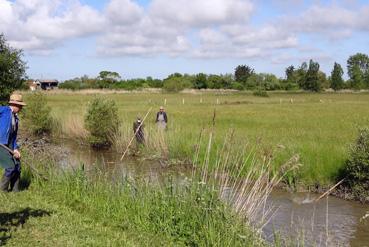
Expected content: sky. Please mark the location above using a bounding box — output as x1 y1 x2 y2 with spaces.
1 0 369 81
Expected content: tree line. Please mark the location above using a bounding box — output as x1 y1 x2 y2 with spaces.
60 54 369 92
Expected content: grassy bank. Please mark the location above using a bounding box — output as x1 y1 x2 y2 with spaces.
1 143 275 246
23 91 369 187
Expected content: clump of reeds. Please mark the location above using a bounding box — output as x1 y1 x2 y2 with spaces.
191 130 302 231
61 114 88 141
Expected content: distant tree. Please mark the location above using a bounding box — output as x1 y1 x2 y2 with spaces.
221 74 234 89
296 62 308 89
349 66 364 89
234 65 254 85
365 70 369 88
0 34 27 103
281 65 298 90
262 73 281 90
167 73 183 79
245 73 263 90
163 76 191 92
318 71 329 89
193 73 208 89
98 71 121 82
347 53 369 89
285 65 295 81
146 76 163 88
331 62 344 91
81 74 89 82
207 74 221 89
231 82 244 90
304 59 321 92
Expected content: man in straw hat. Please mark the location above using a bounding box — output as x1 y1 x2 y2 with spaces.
0 93 26 192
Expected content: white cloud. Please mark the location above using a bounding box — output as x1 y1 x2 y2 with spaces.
283 4 369 39
0 0 104 53
96 12 190 57
198 29 228 45
189 24 298 59
1 0 368 60
96 0 255 57
105 0 143 25
226 25 298 48
149 0 254 27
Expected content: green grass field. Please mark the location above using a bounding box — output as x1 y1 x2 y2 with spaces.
24 91 369 186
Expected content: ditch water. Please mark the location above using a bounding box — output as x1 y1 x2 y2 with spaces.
61 140 369 247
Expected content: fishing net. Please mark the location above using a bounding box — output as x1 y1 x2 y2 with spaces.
0 145 16 169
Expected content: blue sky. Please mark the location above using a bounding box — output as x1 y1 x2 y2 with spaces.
1 0 368 80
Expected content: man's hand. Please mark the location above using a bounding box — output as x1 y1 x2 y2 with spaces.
13 149 21 159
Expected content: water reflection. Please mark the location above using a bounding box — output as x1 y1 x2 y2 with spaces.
266 191 369 246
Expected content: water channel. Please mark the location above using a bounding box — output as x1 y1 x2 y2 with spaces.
60 140 369 247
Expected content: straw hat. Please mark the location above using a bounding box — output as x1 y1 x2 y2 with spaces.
9 93 26 106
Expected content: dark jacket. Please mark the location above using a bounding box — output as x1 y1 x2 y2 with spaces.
155 112 168 123
133 120 145 143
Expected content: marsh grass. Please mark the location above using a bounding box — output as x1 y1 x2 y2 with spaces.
61 114 88 140
16 127 305 246
19 145 271 245
23 91 369 186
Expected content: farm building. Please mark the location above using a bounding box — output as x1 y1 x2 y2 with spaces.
29 79 59 90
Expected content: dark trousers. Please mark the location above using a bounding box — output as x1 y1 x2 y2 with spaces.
0 170 20 192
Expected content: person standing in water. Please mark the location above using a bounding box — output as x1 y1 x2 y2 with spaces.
133 117 145 145
155 106 167 130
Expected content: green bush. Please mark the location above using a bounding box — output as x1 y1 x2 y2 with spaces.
253 89 269 97
163 77 192 92
24 92 53 135
231 82 244 90
84 97 120 148
343 128 369 201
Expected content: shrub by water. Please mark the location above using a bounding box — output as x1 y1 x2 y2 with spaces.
23 92 54 135
84 97 120 148
343 128 369 202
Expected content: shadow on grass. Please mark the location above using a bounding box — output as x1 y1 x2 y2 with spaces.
0 208 51 245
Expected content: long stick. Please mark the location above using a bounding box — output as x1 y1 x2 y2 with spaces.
120 107 152 161
314 179 345 202
0 143 15 155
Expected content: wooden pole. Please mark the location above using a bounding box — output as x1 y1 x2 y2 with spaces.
314 179 345 202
